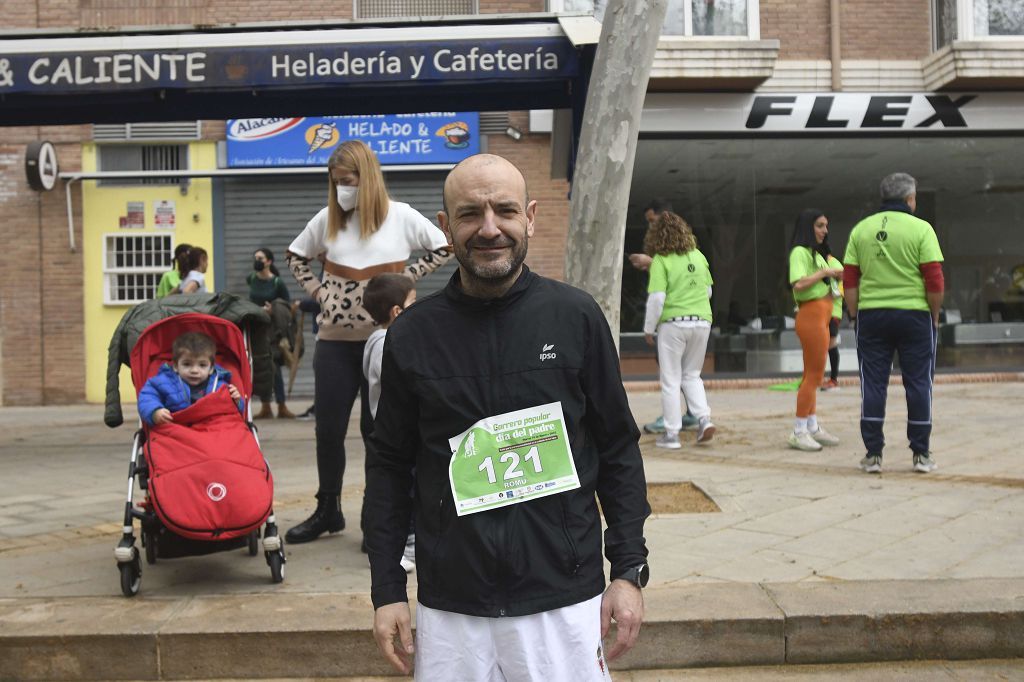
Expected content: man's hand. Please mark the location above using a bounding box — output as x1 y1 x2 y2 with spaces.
227 384 242 400
601 579 644 661
151 408 173 425
373 602 415 674
628 253 652 272
644 333 655 347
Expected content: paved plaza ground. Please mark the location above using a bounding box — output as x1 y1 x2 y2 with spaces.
1 380 1022 679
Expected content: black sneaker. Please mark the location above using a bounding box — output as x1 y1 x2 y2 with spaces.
913 452 937 473
296 405 315 421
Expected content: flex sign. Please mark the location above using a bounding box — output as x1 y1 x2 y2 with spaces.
642 93 1024 133
0 38 577 94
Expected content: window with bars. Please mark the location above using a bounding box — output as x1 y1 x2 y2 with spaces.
97 144 189 186
103 233 175 304
356 0 475 18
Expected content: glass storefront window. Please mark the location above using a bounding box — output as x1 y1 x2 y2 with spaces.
624 136 1024 374
974 0 1024 36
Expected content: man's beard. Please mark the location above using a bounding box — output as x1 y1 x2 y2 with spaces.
456 235 528 283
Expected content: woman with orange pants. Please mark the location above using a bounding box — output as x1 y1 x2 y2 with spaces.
787 209 844 451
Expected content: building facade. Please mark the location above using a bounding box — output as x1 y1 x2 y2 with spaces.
1 0 1022 405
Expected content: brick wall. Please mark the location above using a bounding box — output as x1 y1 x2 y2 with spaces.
760 0 830 60
0 126 85 405
478 0 544 13
841 0 932 60
486 112 570 282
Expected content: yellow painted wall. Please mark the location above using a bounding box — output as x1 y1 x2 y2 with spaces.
83 142 217 405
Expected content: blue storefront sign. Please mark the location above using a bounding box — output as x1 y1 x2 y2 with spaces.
226 112 480 167
0 38 578 94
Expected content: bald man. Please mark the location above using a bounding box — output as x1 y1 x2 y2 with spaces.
365 154 651 681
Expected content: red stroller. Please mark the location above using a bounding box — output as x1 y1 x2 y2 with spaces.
114 313 285 596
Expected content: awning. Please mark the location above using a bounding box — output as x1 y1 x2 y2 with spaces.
0 14 598 126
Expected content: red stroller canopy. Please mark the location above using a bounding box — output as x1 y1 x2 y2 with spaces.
129 313 252 399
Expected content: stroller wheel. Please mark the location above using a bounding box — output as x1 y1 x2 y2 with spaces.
144 531 157 565
119 555 142 597
268 551 285 583
247 531 259 556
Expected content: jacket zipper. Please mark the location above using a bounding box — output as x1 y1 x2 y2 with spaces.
488 308 509 617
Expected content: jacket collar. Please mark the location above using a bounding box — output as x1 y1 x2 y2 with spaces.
444 265 535 309
879 200 915 216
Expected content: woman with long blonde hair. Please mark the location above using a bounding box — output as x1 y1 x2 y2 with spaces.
643 211 716 449
284 140 452 544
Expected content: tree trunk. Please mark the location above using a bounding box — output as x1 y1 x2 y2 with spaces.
564 0 668 349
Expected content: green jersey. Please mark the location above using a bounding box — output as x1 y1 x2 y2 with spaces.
155 270 181 298
788 246 832 303
648 249 713 323
844 210 943 311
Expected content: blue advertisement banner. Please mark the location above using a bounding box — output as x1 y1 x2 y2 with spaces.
0 38 577 94
226 113 480 167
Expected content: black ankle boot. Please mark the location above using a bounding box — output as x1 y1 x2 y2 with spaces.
285 494 345 544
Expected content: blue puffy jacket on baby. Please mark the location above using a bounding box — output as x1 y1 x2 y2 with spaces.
137 364 240 425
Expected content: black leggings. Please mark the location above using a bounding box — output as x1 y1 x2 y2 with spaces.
313 339 373 497
828 317 840 381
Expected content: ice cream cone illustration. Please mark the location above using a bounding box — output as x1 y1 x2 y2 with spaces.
306 123 339 154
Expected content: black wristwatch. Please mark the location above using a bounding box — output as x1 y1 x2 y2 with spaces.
616 563 650 588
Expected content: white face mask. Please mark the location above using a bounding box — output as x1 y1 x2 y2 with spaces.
336 184 358 211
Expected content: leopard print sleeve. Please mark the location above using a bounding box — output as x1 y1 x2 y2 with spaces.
404 246 454 282
286 252 321 298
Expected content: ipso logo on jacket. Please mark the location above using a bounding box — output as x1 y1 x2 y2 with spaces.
539 343 557 361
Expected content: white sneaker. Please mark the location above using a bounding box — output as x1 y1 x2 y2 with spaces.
655 432 681 450
696 417 716 444
912 453 937 473
860 454 882 473
788 431 823 451
810 426 839 447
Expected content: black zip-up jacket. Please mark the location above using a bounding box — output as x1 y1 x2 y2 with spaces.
366 266 650 617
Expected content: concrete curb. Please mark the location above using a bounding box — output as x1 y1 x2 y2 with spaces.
3 579 1023 680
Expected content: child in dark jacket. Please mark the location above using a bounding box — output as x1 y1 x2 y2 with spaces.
137 331 243 426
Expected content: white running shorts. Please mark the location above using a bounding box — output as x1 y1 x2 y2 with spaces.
414 594 612 682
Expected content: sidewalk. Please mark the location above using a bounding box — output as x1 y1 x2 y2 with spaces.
1 381 1023 679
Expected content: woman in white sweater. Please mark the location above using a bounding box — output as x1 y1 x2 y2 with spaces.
285 140 452 544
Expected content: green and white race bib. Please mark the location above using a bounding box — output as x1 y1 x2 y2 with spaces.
448 402 580 516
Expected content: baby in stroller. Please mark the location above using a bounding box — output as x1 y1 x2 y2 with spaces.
115 313 284 596
137 331 244 426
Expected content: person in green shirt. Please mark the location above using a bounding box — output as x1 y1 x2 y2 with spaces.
843 172 945 475
643 211 716 449
154 243 191 298
629 199 700 435
247 247 295 419
787 209 843 452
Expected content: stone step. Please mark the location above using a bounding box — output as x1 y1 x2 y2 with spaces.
2 579 1023 681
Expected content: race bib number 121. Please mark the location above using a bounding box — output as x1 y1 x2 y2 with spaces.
447 402 580 516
